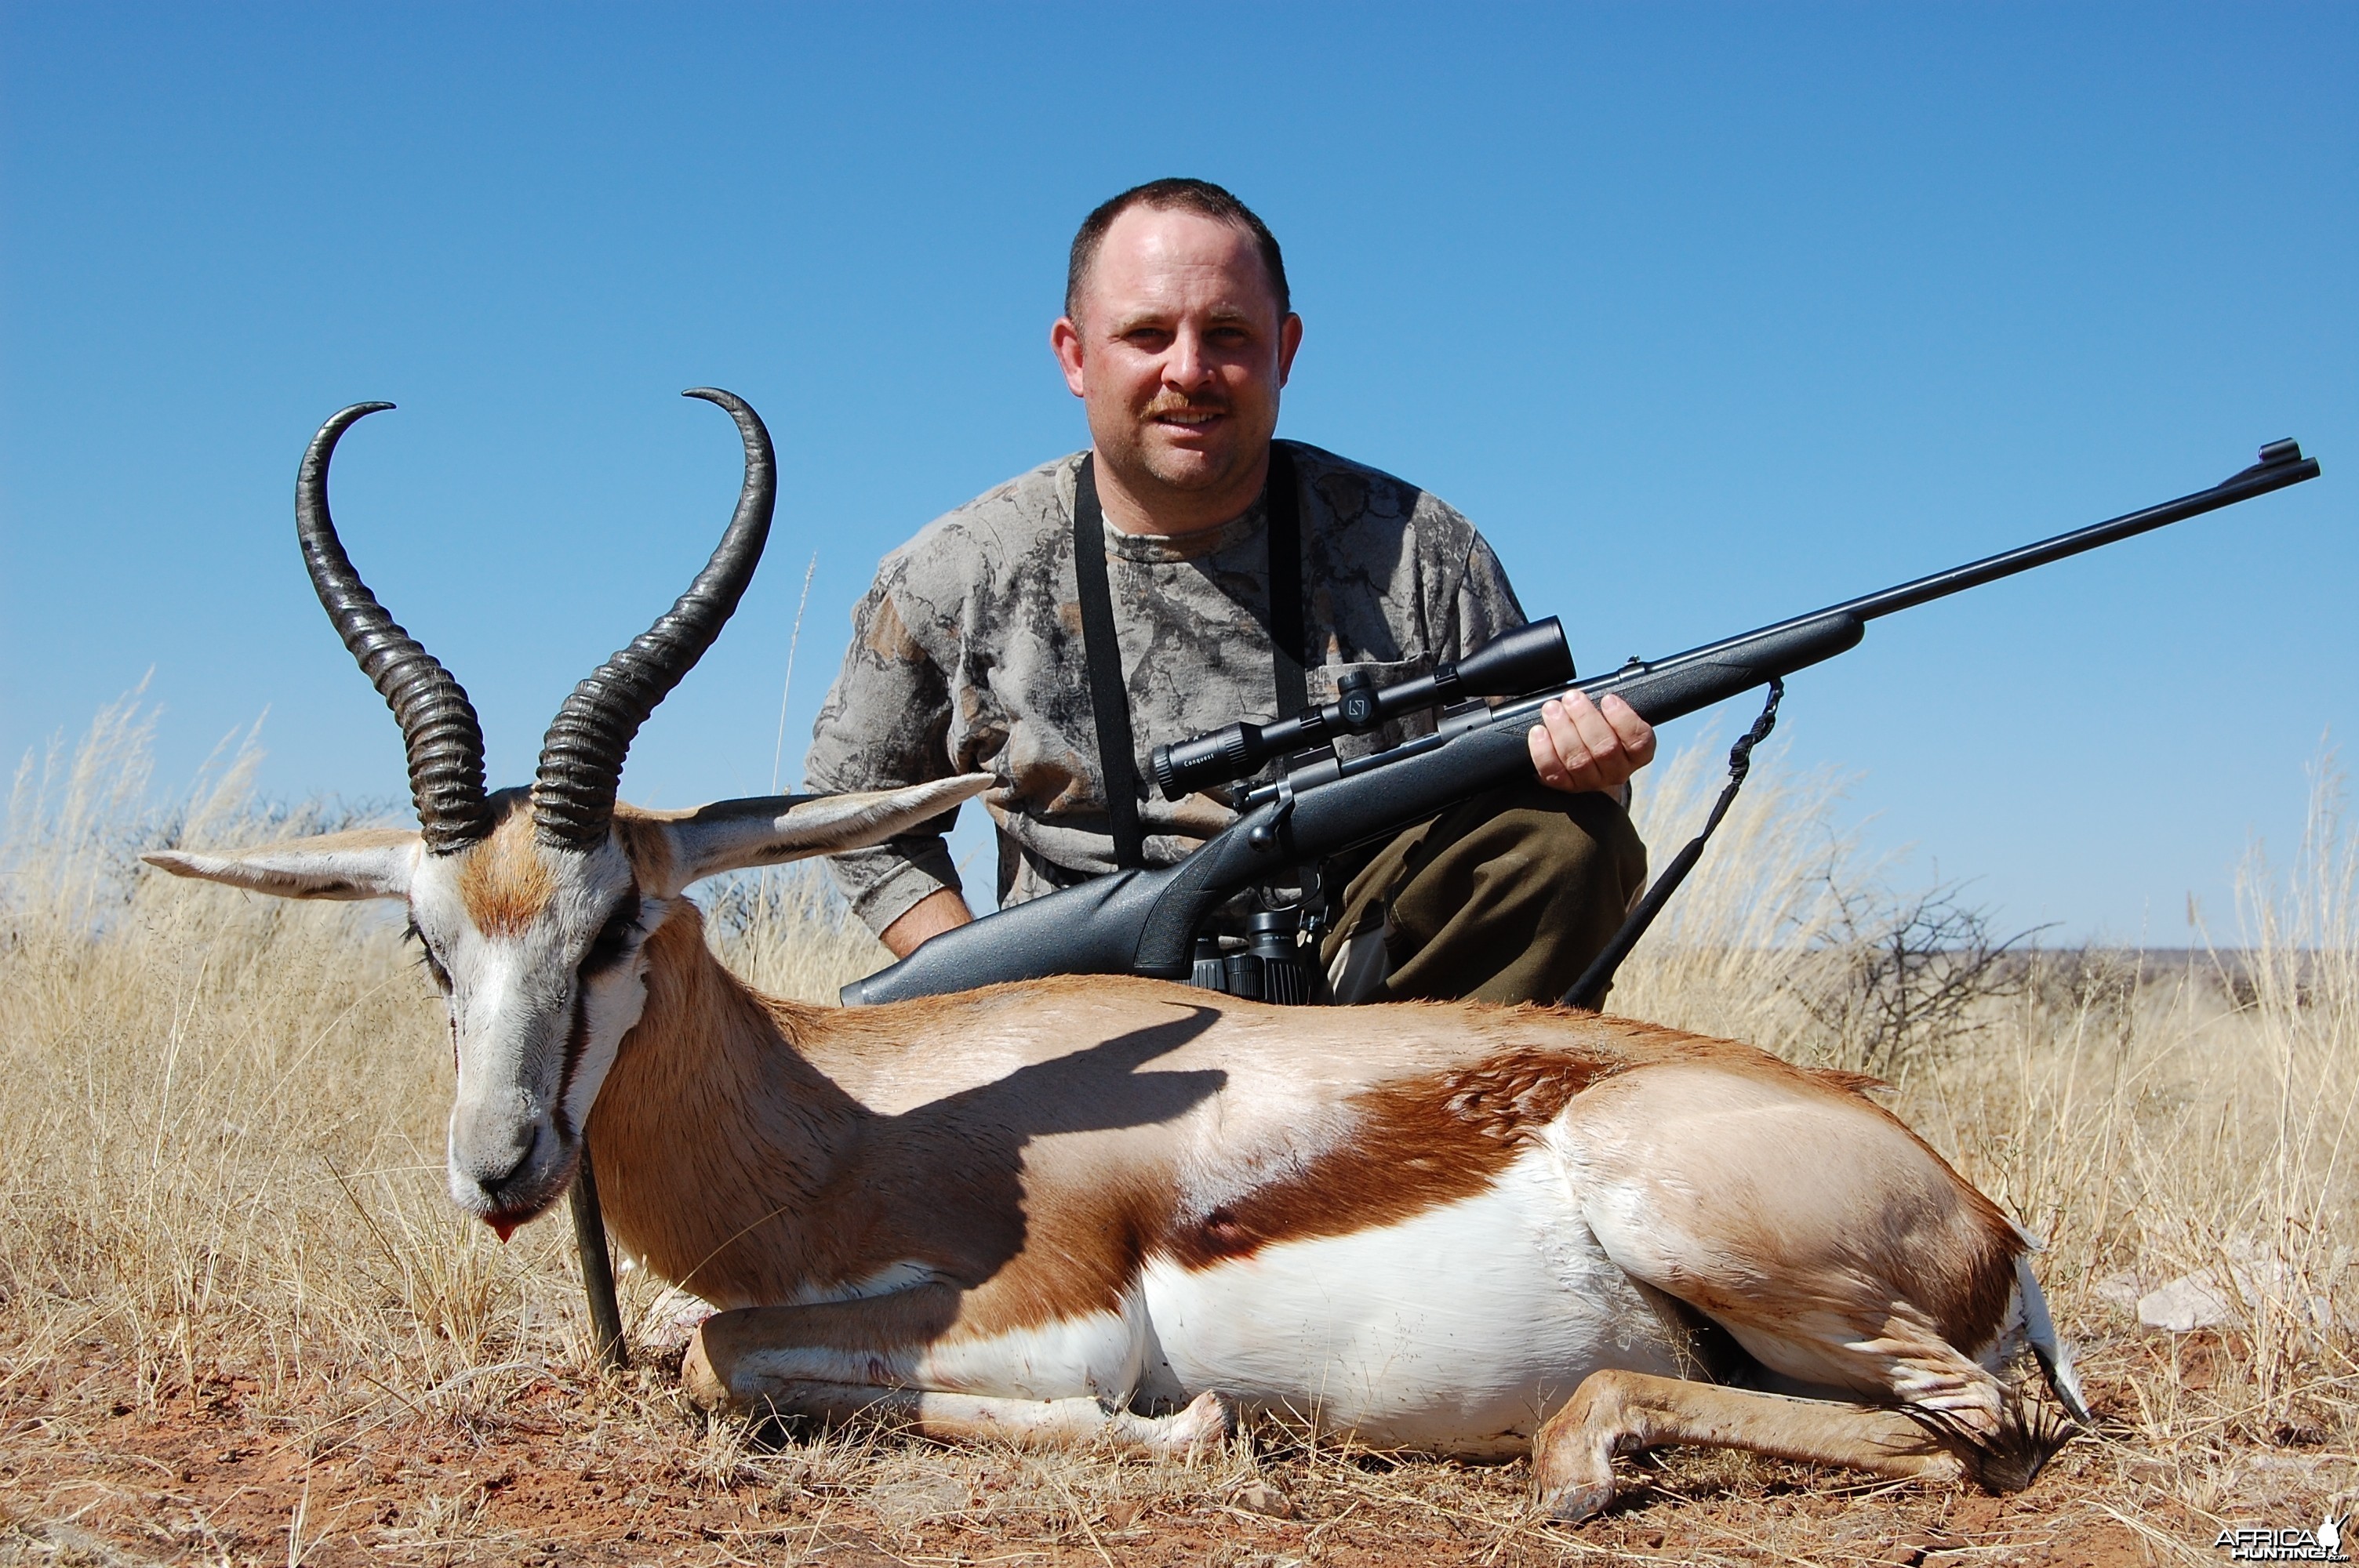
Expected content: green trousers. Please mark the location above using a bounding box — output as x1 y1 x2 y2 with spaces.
1317 782 1648 1007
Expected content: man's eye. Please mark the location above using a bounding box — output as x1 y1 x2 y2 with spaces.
581 894 643 977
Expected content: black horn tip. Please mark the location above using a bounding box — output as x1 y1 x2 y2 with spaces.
324 400 397 427
526 387 772 849
680 387 774 470
307 401 397 455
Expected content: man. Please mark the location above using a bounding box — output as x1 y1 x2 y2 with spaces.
805 179 1656 1004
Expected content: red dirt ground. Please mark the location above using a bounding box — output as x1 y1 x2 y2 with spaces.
11 1334 2352 1566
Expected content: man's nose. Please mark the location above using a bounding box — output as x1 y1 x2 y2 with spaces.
1163 327 1216 390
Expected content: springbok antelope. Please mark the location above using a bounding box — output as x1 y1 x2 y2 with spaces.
148 390 2090 1519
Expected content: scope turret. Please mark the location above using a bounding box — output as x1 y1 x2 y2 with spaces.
1148 618 1573 800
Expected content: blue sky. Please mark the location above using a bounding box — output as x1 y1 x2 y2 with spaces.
3 3 2351 942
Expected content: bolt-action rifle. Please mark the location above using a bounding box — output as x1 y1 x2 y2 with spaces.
843 440 2321 1007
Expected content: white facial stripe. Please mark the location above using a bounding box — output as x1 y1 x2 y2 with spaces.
409 834 654 1220
558 908 660 1136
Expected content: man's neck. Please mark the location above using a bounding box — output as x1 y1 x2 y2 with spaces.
1089 445 1273 538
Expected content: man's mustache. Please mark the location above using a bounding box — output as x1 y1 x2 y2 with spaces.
1143 394 1230 419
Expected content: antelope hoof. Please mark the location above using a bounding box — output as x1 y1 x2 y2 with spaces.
680 1322 733 1413
1161 1390 1240 1460
1534 1472 1616 1524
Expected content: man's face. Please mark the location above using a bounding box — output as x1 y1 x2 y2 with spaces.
1052 205 1302 521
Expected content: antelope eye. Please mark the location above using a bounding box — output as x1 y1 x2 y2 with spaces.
581 893 643 977
404 922 453 993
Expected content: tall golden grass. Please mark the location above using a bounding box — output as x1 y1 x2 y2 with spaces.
2 699 2352 1560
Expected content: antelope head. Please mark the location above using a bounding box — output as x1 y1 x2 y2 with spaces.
147 391 988 1235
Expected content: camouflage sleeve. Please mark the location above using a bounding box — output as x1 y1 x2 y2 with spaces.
801 558 965 935
1457 529 1529 653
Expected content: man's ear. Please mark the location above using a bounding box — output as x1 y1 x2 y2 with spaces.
656 775 996 893
1051 316 1089 397
143 828 420 901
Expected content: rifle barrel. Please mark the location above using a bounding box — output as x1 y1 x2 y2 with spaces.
1259 441 2321 799
1633 441 2317 677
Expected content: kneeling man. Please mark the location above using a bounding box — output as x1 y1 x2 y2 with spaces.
805 178 1655 1004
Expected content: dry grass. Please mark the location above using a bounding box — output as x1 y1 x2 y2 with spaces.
1 699 2353 1566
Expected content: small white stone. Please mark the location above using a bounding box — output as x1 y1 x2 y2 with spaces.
2136 1258 2348 1333
2137 1271 2237 1332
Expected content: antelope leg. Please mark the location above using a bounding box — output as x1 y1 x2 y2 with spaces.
1532 1370 1966 1523
681 1300 1234 1457
694 1374 1234 1456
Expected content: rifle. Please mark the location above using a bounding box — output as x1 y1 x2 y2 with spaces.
843 440 2321 1007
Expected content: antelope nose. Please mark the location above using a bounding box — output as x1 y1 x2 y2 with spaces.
471 1126 543 1200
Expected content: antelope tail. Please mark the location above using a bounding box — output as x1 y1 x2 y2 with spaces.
2015 1252 2092 1424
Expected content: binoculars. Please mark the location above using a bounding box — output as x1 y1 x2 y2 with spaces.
1187 908 1317 1005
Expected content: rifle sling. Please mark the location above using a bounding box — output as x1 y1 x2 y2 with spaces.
1070 457 1144 869
1266 445 1308 722
1562 677 1784 1011
1072 447 1307 873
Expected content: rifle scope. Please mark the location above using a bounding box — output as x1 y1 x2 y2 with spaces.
1149 618 1573 800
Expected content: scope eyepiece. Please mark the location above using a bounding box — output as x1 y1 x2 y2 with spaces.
1151 722 1263 799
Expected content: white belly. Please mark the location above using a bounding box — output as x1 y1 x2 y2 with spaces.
1138 1147 1688 1454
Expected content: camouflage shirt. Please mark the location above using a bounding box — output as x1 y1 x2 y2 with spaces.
804 441 1528 935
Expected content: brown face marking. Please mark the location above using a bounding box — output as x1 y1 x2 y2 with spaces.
456 814 558 937
1162 1046 1616 1269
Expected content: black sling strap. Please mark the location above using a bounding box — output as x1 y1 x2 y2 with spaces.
1072 456 1146 869
1264 445 1307 724
1073 445 1306 871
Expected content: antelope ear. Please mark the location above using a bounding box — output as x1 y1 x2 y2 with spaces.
656 775 996 891
142 828 420 901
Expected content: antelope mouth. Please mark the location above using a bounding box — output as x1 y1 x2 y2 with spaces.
458 1127 583 1240
475 1175 573 1240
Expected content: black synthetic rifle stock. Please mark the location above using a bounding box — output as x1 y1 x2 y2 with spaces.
843 439 2320 1007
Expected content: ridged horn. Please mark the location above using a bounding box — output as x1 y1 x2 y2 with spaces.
296 402 493 855
530 388 776 848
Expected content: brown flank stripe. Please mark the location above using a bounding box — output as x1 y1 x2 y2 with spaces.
1161 1047 1616 1269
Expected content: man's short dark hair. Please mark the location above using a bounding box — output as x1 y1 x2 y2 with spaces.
1064 178 1291 323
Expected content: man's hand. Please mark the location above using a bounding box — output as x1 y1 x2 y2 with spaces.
881 887 976 958
1528 691 1656 797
